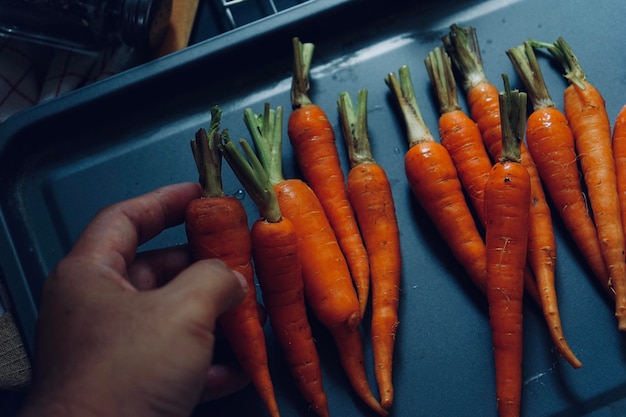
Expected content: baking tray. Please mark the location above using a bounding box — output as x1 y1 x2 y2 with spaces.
1 0 626 416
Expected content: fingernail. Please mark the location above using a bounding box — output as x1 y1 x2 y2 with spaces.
233 270 248 293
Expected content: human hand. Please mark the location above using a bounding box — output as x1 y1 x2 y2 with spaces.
18 183 250 417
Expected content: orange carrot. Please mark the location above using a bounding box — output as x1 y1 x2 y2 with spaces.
425 45 542 306
614 104 626 251
443 24 558 322
484 79 530 417
385 65 488 295
425 46 492 224
184 107 279 417
442 25 502 161
220 132 330 417
534 37 626 330
337 89 402 410
506 42 584 368
288 37 370 317
244 104 387 416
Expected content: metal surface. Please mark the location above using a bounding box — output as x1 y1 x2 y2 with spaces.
191 0 313 41
1 0 626 416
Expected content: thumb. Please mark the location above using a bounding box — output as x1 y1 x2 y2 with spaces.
159 259 248 326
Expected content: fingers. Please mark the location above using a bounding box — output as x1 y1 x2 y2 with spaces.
201 363 250 402
70 182 201 277
128 246 192 290
160 259 248 325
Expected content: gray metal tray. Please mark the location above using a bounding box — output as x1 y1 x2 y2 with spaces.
1 0 625 416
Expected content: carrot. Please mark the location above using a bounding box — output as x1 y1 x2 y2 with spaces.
533 37 626 330
506 42 585 368
443 24 560 323
442 25 502 161
337 89 402 410
288 37 370 317
613 104 626 252
424 46 492 224
484 78 530 417
385 65 488 295
424 45 542 306
219 133 330 417
184 107 279 417
244 103 387 416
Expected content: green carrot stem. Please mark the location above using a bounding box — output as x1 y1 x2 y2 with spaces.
243 103 286 186
385 65 435 147
291 37 315 109
529 37 587 90
337 89 375 168
424 46 462 115
441 24 488 92
191 105 224 198
220 131 282 223
506 42 556 111
498 75 527 163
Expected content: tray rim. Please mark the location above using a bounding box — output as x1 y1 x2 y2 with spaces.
0 0 353 357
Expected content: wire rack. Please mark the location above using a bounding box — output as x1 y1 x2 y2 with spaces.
213 0 312 31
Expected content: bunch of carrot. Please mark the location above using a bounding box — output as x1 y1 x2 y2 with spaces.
184 106 280 417
527 36 626 330
178 26 626 417
442 25 583 372
219 108 330 417
182 37 404 415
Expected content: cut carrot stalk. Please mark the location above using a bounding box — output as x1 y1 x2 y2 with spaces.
484 77 530 417
506 42 583 368
532 37 626 331
244 103 387 416
385 65 488 296
184 107 280 417
289 37 371 318
337 89 402 410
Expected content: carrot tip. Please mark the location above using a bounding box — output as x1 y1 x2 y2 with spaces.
381 397 393 410
617 314 626 332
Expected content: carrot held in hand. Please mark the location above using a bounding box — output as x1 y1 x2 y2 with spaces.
184 107 280 417
533 37 626 330
244 103 387 416
484 79 530 417
337 89 402 410
289 37 370 317
220 132 330 417
385 65 488 294
506 42 583 368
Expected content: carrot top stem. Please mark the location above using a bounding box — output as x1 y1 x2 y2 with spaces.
191 105 224 198
441 24 488 92
291 37 315 109
424 46 461 114
244 103 286 186
385 65 435 147
337 89 376 167
220 133 282 223
506 42 556 111
530 37 586 90
498 75 527 163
